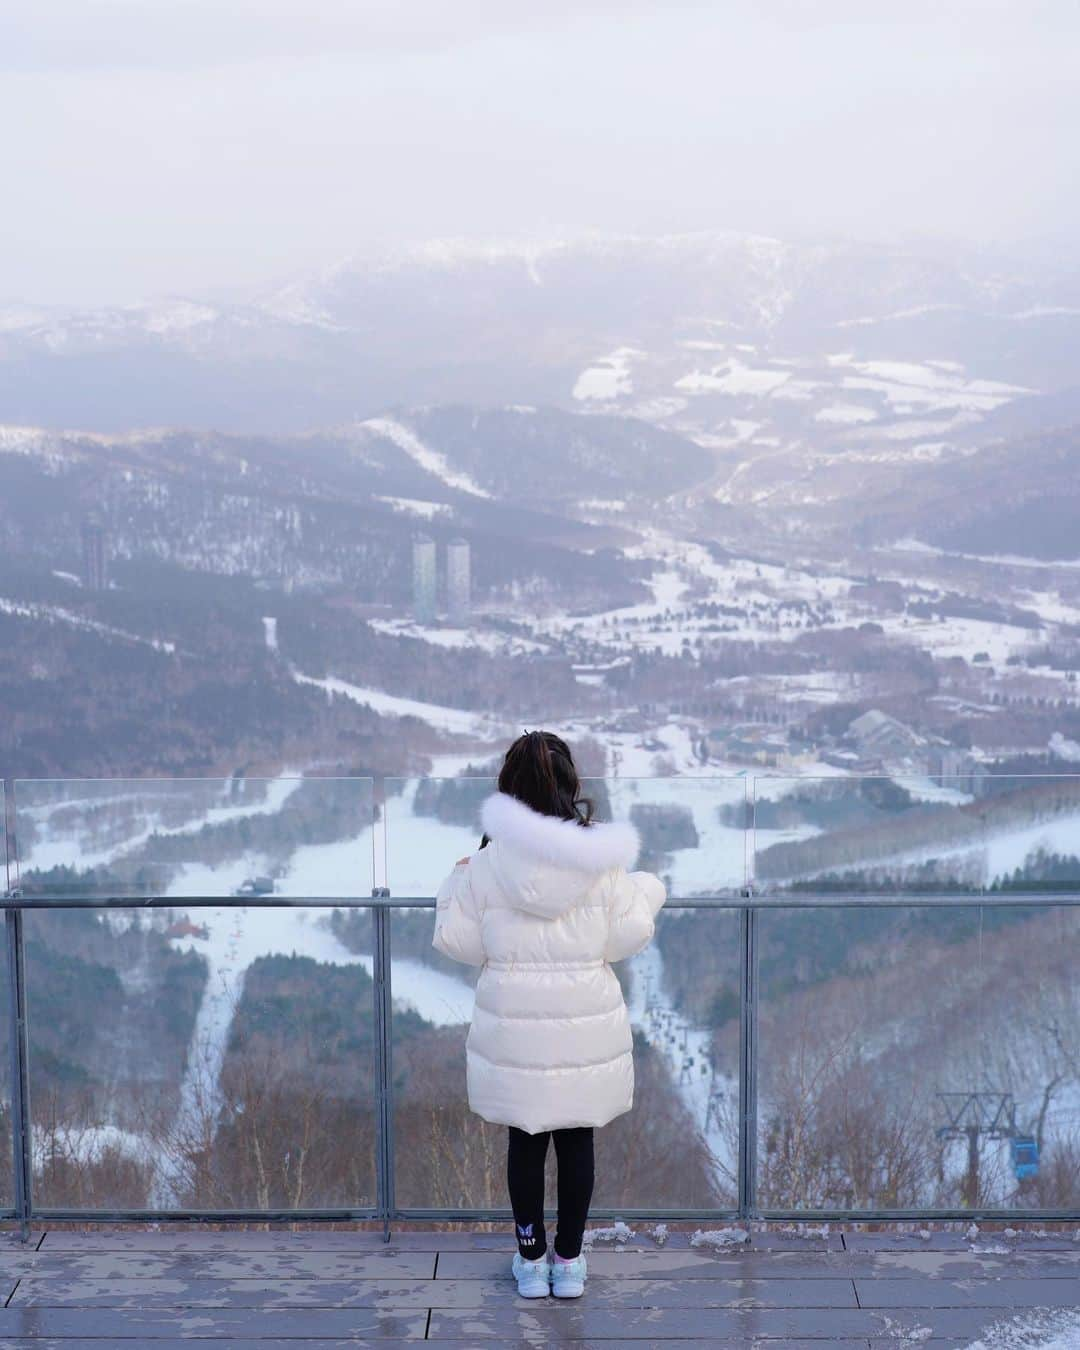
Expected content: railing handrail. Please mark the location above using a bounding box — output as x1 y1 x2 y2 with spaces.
7 891 1080 908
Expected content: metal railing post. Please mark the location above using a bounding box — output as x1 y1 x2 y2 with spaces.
737 900 758 1220
4 777 33 1242
371 892 394 1242
5 910 33 1241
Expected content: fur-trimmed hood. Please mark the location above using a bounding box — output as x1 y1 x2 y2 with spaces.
479 792 640 919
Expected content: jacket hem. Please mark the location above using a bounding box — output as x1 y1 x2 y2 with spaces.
470 1100 633 1134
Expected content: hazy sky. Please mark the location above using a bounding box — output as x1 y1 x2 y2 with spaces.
3 0 1078 306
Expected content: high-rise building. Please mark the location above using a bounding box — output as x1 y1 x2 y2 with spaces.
446 537 471 625
81 518 108 591
412 534 437 624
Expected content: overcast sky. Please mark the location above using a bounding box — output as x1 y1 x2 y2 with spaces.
2 0 1078 306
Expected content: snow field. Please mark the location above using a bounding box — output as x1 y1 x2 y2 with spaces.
359 417 491 498
373 495 453 519
368 617 550 656
572 347 644 402
0 596 176 654
291 668 505 737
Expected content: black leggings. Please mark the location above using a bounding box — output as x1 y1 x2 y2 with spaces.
507 1125 594 1260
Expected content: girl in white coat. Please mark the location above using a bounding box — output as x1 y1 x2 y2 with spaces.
432 731 666 1298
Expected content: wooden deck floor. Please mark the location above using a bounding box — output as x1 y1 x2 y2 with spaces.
0 1225 1077 1347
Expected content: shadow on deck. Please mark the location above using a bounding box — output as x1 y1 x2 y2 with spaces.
0 1224 1078 1347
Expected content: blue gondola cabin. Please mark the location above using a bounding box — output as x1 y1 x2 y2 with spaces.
1011 1135 1039 1180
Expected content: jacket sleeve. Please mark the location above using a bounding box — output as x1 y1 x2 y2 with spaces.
603 868 667 963
432 862 485 967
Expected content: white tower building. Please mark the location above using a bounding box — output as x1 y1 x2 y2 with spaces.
446 537 471 625
412 534 437 624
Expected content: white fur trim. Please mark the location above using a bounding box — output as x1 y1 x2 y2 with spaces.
481 792 639 872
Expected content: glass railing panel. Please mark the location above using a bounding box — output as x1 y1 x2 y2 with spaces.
756 901 1080 1212
14 777 374 899
14 776 377 1212
751 774 1080 895
0 950 9 1212
0 781 11 1209
389 904 741 1211
600 777 749 897
387 905 483 1209
384 775 495 898
25 901 377 1211
0 980 9 1211
385 775 748 898
601 905 741 1210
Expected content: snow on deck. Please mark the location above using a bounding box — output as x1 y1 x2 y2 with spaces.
962 1308 1080 1349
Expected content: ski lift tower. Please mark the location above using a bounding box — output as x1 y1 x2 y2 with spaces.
936 1091 1017 1208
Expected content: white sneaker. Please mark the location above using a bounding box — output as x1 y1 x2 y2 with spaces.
551 1253 587 1298
511 1251 551 1298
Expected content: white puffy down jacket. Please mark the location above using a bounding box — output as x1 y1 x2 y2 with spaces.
432 792 666 1134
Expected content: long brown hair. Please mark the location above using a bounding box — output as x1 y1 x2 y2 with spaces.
485 731 594 840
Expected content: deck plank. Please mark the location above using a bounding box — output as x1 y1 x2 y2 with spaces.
0 1342 432 1349
0 1306 429 1338
436 1247 847 1280
36 1231 400 1252
3 1251 437 1281
427 1303 892 1338
847 1248 1080 1278
844 1228 1080 1250
429 1303 1078 1341
0 1342 873 1349
9 1273 859 1310
435 1244 1080 1281
856 1275 1080 1308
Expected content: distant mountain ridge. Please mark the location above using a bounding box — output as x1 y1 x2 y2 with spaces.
2 231 1078 434
0 407 719 612
858 424 1080 560
0 404 711 510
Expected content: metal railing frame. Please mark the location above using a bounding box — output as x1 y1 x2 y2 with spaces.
2 776 1080 1240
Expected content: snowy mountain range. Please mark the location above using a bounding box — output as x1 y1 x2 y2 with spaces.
2 231 1078 435
2 229 1080 558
